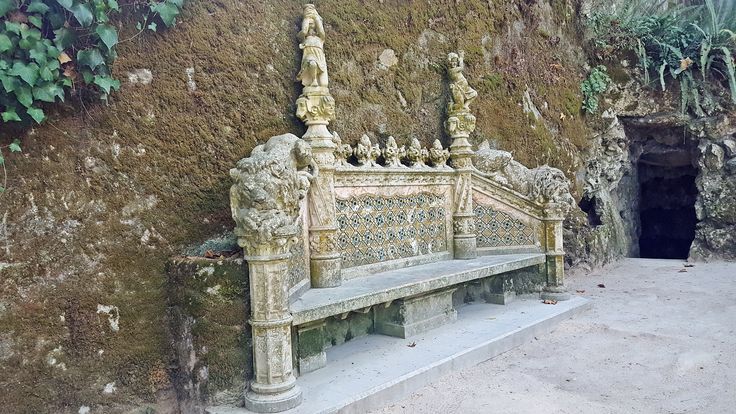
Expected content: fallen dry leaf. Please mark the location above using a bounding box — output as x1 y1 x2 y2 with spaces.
684 263 695 268
59 52 72 64
407 342 416 348
680 57 693 71
597 283 606 288
542 299 558 305
678 269 688 273
576 289 586 294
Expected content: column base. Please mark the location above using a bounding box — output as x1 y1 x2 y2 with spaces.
244 384 303 413
453 235 477 259
540 285 571 301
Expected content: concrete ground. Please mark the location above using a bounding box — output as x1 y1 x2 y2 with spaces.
371 259 736 414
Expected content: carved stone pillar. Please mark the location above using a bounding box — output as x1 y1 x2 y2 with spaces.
450 135 477 260
541 203 570 301
229 132 312 412
445 50 478 260
242 236 303 412
296 4 342 288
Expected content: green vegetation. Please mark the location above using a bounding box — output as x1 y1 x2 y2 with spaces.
587 0 736 115
581 65 612 114
0 0 185 191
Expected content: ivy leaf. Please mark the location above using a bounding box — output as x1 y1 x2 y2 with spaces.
0 34 12 53
0 0 14 17
14 84 33 107
147 22 157 31
5 21 21 34
1 109 21 122
151 1 180 27
107 0 119 11
93 75 120 94
30 48 48 64
33 82 64 102
77 48 104 70
70 2 93 27
27 1 50 14
0 154 4 166
9 61 40 86
168 0 184 7
9 139 21 153
0 74 19 92
53 27 75 49
28 15 43 29
95 24 118 50
26 107 45 123
56 0 73 10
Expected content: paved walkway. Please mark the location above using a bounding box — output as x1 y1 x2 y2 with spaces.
372 259 736 414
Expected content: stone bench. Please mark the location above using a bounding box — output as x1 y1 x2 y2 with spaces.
222 4 575 412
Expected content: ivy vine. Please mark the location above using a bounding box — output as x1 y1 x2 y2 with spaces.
0 0 185 192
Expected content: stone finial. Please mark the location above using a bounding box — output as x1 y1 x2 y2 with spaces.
445 50 476 168
406 138 429 168
296 4 335 128
447 50 477 112
354 134 381 167
428 139 451 168
383 136 407 168
333 131 353 166
297 4 328 89
230 133 315 251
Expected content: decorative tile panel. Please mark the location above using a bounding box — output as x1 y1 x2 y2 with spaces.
336 193 448 268
474 203 536 247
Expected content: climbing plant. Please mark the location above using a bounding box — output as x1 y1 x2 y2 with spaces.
0 0 185 192
581 65 612 114
587 0 736 116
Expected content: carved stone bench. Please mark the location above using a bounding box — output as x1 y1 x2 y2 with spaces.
225 4 574 413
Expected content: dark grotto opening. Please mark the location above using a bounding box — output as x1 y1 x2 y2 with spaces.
637 161 698 259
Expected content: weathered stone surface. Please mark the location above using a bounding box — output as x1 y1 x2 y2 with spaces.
375 289 457 338
291 253 545 326
167 257 251 412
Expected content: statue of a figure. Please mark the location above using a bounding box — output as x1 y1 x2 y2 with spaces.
447 50 477 112
297 4 328 89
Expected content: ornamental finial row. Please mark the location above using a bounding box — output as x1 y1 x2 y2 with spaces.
332 133 451 170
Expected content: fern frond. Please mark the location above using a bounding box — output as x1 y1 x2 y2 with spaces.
658 61 667 90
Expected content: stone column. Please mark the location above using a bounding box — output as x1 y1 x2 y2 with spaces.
296 4 342 287
298 96 341 287
445 50 478 260
242 236 303 412
541 203 570 301
449 120 477 260
229 132 312 412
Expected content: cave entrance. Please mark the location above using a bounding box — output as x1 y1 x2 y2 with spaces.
637 161 698 259
619 116 701 260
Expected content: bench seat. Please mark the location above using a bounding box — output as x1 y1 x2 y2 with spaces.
290 253 546 325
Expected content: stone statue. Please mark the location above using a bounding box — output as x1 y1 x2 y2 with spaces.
230 133 316 248
447 51 477 112
428 139 450 168
297 4 328 89
473 140 573 208
354 134 381 167
383 136 407 168
333 131 353 166
406 138 429 168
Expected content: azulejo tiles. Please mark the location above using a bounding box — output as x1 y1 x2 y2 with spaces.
336 193 448 268
474 203 536 247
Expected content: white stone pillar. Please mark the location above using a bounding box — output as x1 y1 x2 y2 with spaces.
541 203 570 301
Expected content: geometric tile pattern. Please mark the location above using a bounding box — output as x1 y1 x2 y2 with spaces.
474 203 536 248
336 193 448 269
287 219 308 291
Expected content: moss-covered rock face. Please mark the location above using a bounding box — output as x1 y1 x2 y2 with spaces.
0 0 593 411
